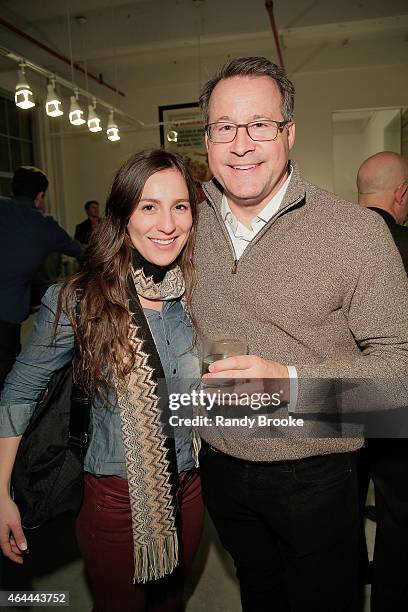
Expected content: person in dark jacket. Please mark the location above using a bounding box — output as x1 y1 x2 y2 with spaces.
74 200 100 244
358 151 408 272
357 150 408 611
0 166 83 391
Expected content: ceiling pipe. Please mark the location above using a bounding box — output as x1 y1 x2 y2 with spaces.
0 16 125 97
265 0 285 70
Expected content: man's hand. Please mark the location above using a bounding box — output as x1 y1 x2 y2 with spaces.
202 354 290 403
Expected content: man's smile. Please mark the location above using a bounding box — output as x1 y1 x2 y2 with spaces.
228 163 262 172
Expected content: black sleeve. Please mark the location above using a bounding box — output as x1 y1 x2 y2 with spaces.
45 216 84 259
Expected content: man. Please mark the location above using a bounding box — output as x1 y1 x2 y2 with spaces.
74 200 100 244
191 57 408 611
0 166 83 391
358 151 408 272
356 151 408 611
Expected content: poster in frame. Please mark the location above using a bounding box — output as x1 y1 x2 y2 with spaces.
158 102 211 186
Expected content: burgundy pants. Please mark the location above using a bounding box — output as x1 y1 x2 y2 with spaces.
76 471 204 612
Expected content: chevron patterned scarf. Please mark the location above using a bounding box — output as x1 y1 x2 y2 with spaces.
114 250 185 583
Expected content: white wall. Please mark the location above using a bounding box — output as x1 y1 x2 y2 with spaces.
333 109 401 202
333 131 364 203
292 63 408 193
332 107 403 203
363 108 401 158
1 46 408 233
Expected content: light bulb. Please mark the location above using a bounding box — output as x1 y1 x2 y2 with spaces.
15 67 35 110
107 110 120 141
167 129 178 143
87 103 102 132
45 82 63 117
107 126 120 141
69 93 85 126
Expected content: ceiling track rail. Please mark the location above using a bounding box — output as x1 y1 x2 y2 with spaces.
0 16 125 97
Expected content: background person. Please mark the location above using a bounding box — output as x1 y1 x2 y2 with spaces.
74 200 101 245
0 166 83 392
357 150 408 611
0 150 204 612
358 151 408 272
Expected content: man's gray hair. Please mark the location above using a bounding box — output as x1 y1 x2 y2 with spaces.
199 57 295 125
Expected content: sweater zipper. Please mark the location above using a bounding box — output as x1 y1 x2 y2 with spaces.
207 194 305 275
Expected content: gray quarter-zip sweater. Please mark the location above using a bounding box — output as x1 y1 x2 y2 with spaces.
192 161 408 461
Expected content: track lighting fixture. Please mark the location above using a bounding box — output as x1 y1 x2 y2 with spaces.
45 79 63 117
166 129 178 143
69 90 86 125
15 62 35 109
107 110 120 141
87 99 102 132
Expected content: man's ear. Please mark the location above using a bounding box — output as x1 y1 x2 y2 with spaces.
394 182 408 224
204 132 209 153
34 191 45 209
287 121 296 151
395 182 407 204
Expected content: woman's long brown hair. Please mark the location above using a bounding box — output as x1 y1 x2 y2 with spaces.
56 149 198 396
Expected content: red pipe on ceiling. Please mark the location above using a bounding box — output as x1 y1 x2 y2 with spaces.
265 0 285 70
0 16 125 97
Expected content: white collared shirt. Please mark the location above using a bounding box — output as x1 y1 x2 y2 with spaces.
220 166 298 404
221 167 292 261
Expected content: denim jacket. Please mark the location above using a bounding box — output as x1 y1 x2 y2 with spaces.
0 284 199 476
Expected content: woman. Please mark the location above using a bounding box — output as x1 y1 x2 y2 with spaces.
0 149 204 611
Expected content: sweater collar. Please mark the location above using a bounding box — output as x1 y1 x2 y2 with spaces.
202 160 306 214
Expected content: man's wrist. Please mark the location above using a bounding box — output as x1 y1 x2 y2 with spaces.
287 365 298 412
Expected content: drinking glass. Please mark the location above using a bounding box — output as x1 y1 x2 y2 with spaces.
201 338 248 376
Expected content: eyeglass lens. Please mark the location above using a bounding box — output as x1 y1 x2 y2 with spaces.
208 121 280 142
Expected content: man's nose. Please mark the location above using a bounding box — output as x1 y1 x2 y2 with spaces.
230 126 256 156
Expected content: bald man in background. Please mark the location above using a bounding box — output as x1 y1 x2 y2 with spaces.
358 151 408 272
357 151 408 611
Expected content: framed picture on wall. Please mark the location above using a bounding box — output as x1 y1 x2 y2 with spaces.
158 102 211 189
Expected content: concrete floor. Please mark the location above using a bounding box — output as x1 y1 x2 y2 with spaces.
2 503 375 612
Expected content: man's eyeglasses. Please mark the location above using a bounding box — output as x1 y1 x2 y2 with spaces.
205 120 290 143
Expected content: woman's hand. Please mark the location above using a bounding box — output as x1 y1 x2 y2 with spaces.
0 494 27 563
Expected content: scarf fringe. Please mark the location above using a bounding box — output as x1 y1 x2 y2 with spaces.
192 429 201 468
133 532 179 584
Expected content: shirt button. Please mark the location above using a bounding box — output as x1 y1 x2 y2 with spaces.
166 339 170 345
173 369 177 374
176 448 181 454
